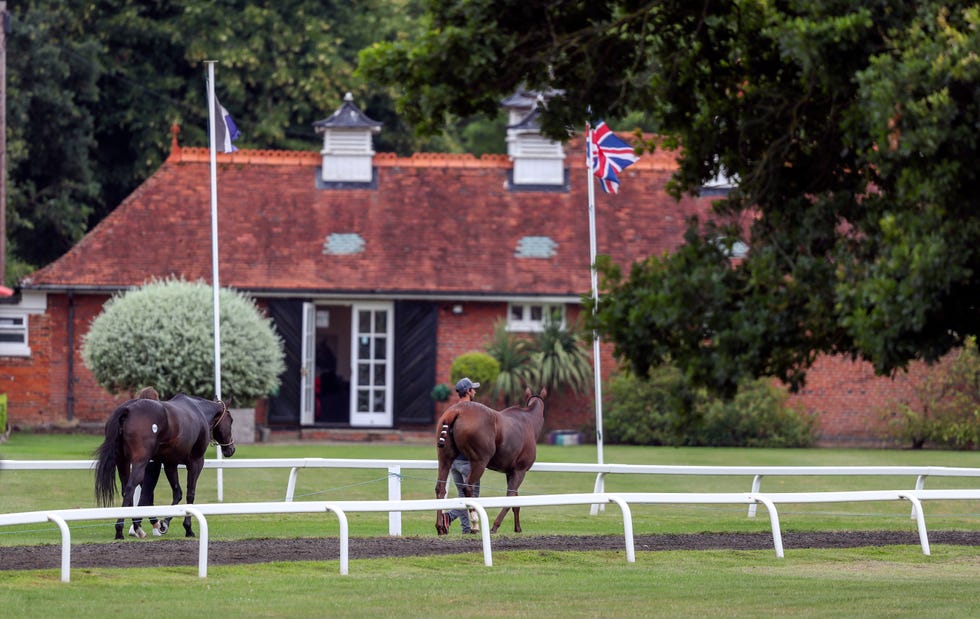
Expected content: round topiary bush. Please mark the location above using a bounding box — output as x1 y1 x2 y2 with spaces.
81 278 285 406
449 351 500 394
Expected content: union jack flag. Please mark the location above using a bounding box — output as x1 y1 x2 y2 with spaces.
588 121 639 194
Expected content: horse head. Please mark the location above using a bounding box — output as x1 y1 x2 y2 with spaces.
525 386 547 406
210 401 236 457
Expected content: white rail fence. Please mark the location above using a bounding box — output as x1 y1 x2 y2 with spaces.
2 488 978 582
3 459 980 533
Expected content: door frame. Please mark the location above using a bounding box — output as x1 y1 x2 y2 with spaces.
349 301 395 427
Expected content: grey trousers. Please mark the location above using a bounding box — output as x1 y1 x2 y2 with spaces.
448 457 481 531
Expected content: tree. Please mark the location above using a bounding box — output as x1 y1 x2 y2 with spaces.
81 279 285 407
6 3 103 274
527 319 593 397
483 320 533 406
6 0 436 284
359 1 980 396
886 338 980 450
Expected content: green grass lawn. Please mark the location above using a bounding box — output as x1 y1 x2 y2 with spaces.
1 434 978 618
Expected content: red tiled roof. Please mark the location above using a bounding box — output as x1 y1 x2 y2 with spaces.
25 132 715 298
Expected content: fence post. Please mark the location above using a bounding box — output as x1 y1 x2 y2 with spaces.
388 465 402 535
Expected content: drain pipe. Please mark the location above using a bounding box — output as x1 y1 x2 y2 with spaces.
66 291 74 421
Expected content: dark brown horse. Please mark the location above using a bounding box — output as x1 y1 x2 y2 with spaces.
94 393 235 539
434 387 547 535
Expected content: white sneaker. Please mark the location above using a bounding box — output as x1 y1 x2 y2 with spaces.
152 526 163 536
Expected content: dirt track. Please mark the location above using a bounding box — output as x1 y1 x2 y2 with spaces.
3 530 979 571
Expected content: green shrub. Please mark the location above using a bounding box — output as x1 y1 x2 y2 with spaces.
885 337 980 450
0 393 8 437
450 352 500 394
605 367 817 447
430 383 452 402
699 380 818 447
81 278 285 407
605 366 707 445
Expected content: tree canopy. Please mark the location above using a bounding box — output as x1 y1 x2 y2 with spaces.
359 0 980 395
6 0 487 283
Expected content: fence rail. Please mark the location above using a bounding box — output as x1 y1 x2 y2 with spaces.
4 458 980 530
2 488 978 582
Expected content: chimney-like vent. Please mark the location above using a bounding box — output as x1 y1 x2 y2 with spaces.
501 90 565 187
313 93 382 184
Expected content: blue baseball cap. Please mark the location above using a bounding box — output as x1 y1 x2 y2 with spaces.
455 378 480 394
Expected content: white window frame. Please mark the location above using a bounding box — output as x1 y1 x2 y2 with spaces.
506 302 566 333
0 291 47 357
0 311 30 356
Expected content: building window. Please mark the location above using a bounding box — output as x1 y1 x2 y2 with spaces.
507 303 565 332
0 312 30 356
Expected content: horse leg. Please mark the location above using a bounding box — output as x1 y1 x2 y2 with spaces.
182 461 204 537
113 460 131 540
491 470 527 534
121 461 150 539
434 458 453 535
157 464 182 535
140 460 162 535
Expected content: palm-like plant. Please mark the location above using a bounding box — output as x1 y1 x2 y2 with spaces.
528 319 593 396
484 320 534 406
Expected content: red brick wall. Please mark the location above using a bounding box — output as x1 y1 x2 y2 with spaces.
3 293 127 429
433 302 502 419
3 292 920 445
786 355 918 447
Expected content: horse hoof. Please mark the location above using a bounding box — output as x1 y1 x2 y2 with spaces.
185 531 196 538
435 512 451 535
152 527 163 536
129 525 147 539
114 533 124 541
159 520 169 535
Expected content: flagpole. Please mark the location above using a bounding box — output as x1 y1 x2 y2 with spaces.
586 122 607 515
586 123 605 466
205 60 224 500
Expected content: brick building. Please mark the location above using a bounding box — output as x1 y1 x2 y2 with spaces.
1 93 913 444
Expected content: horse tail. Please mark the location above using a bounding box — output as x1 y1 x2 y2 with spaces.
94 404 128 507
436 408 461 448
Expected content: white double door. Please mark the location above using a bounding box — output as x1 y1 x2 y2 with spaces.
300 301 394 427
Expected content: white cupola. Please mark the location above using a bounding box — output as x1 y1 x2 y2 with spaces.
501 89 566 187
312 93 382 183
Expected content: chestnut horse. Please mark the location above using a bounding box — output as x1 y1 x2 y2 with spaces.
434 387 547 534
94 393 235 539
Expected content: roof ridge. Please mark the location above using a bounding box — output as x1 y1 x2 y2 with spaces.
168 146 516 168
